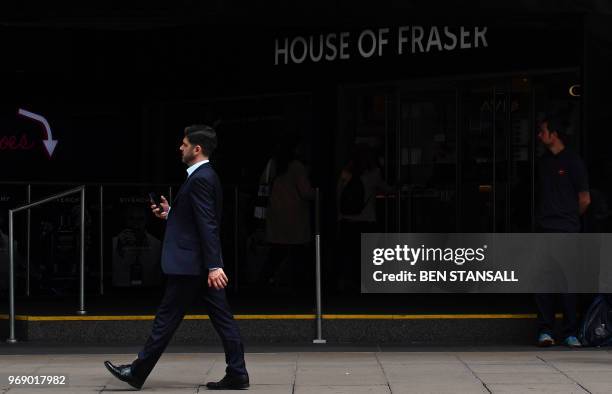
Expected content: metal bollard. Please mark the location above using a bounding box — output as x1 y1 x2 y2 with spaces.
234 186 239 291
99 185 104 295
77 188 87 315
7 211 17 344
313 188 326 344
26 184 31 297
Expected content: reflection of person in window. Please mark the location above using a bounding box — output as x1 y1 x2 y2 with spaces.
112 205 161 287
337 144 393 292
0 215 22 292
259 135 315 291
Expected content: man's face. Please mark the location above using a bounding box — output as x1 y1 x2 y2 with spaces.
537 121 555 147
180 137 198 165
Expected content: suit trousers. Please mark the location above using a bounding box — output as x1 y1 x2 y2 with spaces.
131 275 247 382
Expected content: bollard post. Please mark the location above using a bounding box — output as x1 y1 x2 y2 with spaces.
234 186 239 291
77 187 87 315
99 185 104 295
7 211 17 344
313 188 326 344
26 184 31 296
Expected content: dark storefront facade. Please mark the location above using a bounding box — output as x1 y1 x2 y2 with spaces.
1 3 612 318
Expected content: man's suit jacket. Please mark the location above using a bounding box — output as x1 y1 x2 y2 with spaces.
161 162 224 275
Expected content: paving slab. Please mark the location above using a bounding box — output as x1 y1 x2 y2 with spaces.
475 372 574 385
458 352 546 364
35 366 115 387
7 388 105 393
207 362 296 385
295 385 391 394
376 352 461 364
146 361 217 386
468 363 558 374
295 365 387 386
298 352 379 366
563 370 612 393
104 386 197 393
539 351 612 361
486 383 588 393
383 364 478 384
389 381 489 393
1 348 612 393
565 370 612 383
216 384 292 393
547 362 612 372
244 352 298 365
576 382 612 394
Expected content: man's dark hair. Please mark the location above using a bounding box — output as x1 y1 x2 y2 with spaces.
184 124 217 157
541 115 568 142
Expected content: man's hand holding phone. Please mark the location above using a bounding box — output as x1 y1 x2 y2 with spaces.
149 193 170 219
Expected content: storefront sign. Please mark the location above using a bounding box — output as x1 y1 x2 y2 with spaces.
275 26 488 65
0 134 35 151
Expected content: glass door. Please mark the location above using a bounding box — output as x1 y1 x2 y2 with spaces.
397 88 458 232
340 71 577 235
459 78 536 232
397 77 537 233
459 83 496 232
508 77 536 232
336 85 397 232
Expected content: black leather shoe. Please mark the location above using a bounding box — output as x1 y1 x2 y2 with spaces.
104 361 144 390
206 374 250 390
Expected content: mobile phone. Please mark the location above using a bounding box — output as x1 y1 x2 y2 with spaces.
148 192 164 213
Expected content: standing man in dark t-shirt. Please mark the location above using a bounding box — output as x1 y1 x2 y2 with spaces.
535 115 591 348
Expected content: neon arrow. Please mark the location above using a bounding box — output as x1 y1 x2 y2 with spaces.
17 108 58 157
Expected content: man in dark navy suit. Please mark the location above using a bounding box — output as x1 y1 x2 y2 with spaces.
104 125 249 390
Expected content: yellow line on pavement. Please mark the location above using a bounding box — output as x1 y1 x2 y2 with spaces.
322 314 539 319
0 313 555 321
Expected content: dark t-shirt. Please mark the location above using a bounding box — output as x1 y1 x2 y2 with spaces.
536 148 589 232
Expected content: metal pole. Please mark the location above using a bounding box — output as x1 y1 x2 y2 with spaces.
384 94 389 233
77 187 87 315
313 188 326 344
530 88 536 232
26 184 31 297
395 92 402 233
492 86 496 232
234 186 239 291
99 185 104 295
7 211 17 343
11 186 84 213
168 186 173 204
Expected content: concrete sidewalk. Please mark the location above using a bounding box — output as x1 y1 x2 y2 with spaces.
1 348 612 393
